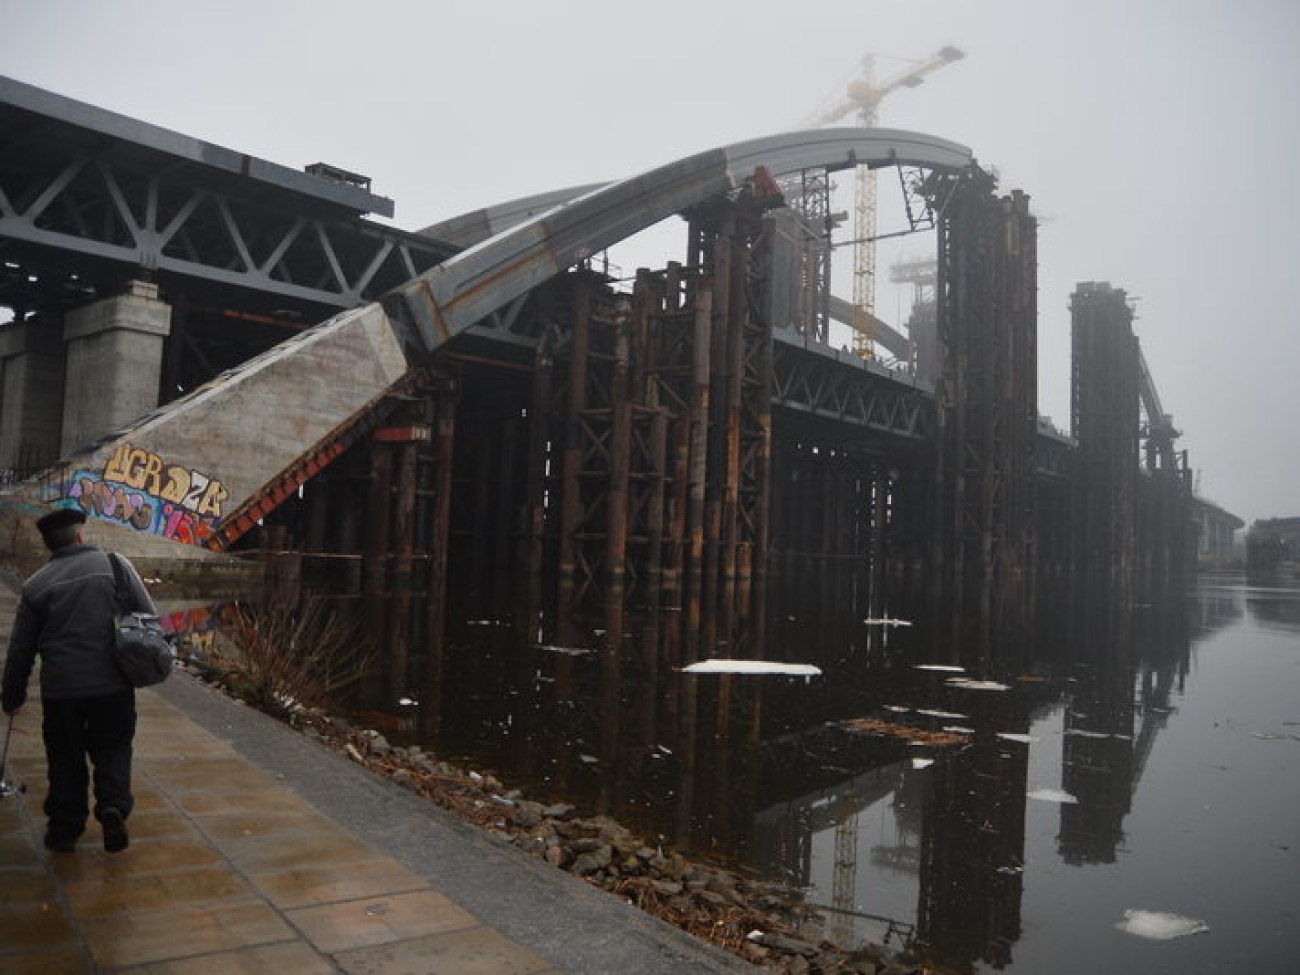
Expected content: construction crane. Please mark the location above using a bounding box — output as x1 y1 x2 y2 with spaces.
814 47 965 355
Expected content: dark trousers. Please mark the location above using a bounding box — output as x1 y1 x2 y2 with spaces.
41 691 136 839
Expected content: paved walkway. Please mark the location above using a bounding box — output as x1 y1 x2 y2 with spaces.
0 582 756 974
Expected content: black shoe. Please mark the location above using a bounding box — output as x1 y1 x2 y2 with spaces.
101 807 129 853
43 830 77 853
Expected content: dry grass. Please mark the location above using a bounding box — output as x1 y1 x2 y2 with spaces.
221 599 374 719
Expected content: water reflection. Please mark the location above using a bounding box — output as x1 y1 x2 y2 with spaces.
208 565 1287 972
425 568 1127 964
1245 584 1300 634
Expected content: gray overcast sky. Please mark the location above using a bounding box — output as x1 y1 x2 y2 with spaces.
3 0 1296 524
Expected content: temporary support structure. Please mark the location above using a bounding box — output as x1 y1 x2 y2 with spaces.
931 173 1038 659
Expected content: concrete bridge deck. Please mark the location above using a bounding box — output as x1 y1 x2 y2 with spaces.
0 583 755 975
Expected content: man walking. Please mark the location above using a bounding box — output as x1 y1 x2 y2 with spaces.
2 508 154 853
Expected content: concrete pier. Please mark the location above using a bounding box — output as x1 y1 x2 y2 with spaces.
0 315 65 473
60 281 171 456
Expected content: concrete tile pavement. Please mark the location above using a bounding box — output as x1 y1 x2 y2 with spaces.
0 580 758 974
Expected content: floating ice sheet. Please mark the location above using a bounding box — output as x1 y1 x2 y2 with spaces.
1115 909 1209 940
915 664 965 673
917 709 968 720
1027 787 1078 804
911 758 935 770
947 678 1011 691
864 617 913 627
997 733 1038 744
682 659 822 676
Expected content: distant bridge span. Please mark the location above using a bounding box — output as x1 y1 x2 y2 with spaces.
2 81 1208 653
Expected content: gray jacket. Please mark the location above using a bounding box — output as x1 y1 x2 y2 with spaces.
2 545 156 709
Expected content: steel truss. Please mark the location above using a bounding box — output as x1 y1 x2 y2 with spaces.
771 350 933 439
0 150 449 315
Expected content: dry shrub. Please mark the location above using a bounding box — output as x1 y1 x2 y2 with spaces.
224 599 374 720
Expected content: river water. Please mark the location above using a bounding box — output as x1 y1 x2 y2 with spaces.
430 572 1300 972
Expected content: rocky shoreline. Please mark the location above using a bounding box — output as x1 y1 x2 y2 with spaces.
274 706 928 975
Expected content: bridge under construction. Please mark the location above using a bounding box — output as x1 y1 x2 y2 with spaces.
0 77 1238 731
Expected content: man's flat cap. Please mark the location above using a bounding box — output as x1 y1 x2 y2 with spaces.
36 507 87 535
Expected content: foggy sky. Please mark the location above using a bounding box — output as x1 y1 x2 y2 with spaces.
2 0 1296 524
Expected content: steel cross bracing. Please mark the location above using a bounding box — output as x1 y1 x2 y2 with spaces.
0 76 451 316
770 348 932 439
0 153 450 312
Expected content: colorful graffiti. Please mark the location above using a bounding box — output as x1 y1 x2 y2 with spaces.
102 444 229 517
56 443 231 546
159 602 241 665
159 601 239 635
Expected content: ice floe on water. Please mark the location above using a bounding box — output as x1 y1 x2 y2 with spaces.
915 664 965 673
1027 787 1078 804
946 678 1011 691
996 733 1038 744
863 617 913 627
1114 909 1209 940
883 705 911 713
917 709 968 720
941 725 977 735
682 659 822 676
911 758 935 770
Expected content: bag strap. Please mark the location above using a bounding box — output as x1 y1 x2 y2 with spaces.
108 553 133 611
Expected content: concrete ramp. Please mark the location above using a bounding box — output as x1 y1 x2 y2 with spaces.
1 303 411 567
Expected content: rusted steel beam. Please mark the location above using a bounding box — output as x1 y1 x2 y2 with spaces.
598 302 632 809
493 417 518 610
520 332 554 635
639 407 670 748
385 423 420 706
421 385 456 739
744 229 774 659
682 275 713 667
468 418 494 609
555 277 592 630
660 271 691 710
712 223 743 665
361 440 393 707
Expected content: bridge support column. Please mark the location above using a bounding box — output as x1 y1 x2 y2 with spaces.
0 316 65 474
1070 282 1139 603
60 281 171 455
932 177 1038 659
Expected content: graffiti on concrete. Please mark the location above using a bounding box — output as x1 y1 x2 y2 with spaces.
102 444 229 516
59 443 230 545
159 602 239 662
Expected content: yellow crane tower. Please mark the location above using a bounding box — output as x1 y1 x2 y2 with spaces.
814 46 965 356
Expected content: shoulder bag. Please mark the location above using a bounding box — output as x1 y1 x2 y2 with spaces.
109 553 175 687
